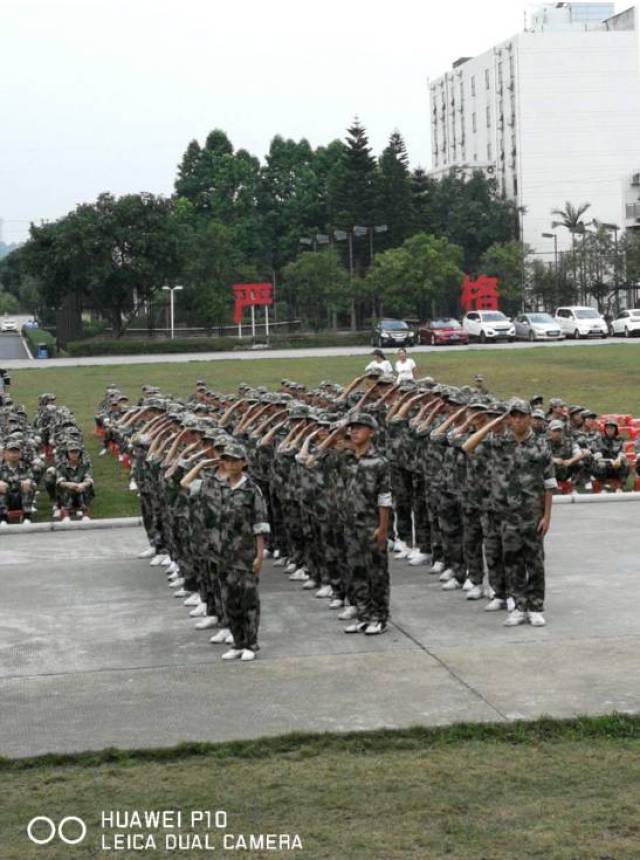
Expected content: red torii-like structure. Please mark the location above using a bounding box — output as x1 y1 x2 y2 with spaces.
231 283 273 338
460 275 499 312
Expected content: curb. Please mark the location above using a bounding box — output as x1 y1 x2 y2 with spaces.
552 491 640 504
0 516 142 535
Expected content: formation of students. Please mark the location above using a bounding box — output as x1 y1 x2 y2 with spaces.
94 366 633 662
0 393 94 525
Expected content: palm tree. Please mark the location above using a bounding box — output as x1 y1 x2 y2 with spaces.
551 202 592 302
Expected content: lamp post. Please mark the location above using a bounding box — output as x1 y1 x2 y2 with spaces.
541 232 558 306
162 285 183 340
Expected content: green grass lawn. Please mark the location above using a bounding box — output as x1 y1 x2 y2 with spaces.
2 718 639 859
11 343 640 519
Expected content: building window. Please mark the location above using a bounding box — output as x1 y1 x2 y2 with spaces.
472 112 477 133
485 69 490 89
486 105 491 127
471 76 476 97
487 143 493 161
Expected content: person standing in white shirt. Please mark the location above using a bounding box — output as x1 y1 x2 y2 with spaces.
394 348 416 382
364 349 393 376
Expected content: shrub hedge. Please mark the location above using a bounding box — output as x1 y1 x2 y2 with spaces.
22 326 57 357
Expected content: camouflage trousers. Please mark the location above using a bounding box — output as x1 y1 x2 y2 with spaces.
327 518 348 601
44 466 57 502
481 510 506 599
345 521 390 623
501 517 545 612
282 497 305 566
461 504 484 585
391 467 413 544
426 488 444 564
0 484 35 515
412 472 431 552
222 566 260 651
592 460 629 484
58 486 94 514
307 516 332 587
438 492 465 582
205 557 227 626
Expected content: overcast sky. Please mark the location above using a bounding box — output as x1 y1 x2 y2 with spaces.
2 0 548 243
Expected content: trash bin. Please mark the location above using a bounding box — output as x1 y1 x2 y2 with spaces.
36 343 49 359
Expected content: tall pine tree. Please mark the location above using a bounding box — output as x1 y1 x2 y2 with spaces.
378 130 414 248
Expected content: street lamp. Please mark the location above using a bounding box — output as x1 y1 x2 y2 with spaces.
541 232 559 304
162 285 183 340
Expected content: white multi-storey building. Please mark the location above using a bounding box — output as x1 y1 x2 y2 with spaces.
428 3 640 259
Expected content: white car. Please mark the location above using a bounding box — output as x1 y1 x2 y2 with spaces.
514 312 564 341
462 310 516 343
555 306 607 339
609 308 640 338
0 319 17 332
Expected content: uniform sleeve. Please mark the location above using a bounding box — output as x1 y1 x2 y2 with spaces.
376 457 393 508
542 448 558 490
252 484 271 535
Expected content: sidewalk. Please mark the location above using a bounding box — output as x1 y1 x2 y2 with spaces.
1 503 639 758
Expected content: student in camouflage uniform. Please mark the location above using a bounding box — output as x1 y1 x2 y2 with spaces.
591 418 628 487
547 420 583 487
464 399 557 627
0 436 36 525
55 441 95 521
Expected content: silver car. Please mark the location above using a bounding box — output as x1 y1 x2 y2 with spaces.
514 312 564 341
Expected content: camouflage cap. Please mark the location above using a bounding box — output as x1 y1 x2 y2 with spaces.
398 381 417 393
581 409 598 419
531 409 546 420
222 442 248 460
508 398 531 415
529 394 544 405
288 404 310 420
548 419 565 432
346 412 379 432
416 376 436 386
65 439 83 452
376 374 396 385
4 434 23 450
549 398 565 408
603 417 619 428
474 374 484 381
366 366 383 378
568 405 584 416
485 403 508 416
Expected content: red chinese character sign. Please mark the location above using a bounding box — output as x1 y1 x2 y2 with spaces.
460 275 499 313
232 283 273 338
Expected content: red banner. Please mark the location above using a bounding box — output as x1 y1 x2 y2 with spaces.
460 275 499 312
231 283 273 324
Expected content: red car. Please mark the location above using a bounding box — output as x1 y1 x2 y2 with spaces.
418 318 469 346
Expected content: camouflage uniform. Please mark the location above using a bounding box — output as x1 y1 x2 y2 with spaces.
55 453 95 514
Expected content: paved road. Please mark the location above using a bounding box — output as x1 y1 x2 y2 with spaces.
0 332 29 361
2 501 640 757
2 334 639 370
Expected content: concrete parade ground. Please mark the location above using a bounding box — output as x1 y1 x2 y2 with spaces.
1 500 640 759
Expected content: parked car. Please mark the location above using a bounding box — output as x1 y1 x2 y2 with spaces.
371 318 416 348
462 310 516 343
418 318 469 346
514 312 564 341
555 306 607 339
0 319 17 332
609 308 640 337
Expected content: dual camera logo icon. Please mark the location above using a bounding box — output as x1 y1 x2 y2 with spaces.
27 816 87 846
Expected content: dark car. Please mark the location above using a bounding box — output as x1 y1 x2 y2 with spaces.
371 318 416 348
418 318 469 346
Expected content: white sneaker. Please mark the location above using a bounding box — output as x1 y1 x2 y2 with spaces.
189 603 207 617
76 509 83 519
240 649 256 661
98 448 108 456
442 578 462 591
222 648 243 660
408 551 432 566
184 593 201 607
167 562 180 575
289 569 309 582
61 516 70 524
52 507 61 520
391 538 405 552
273 549 281 560
506 597 516 612
585 481 593 491
138 546 155 559
462 578 474 591
224 632 235 644
263 548 272 559
23 518 32 526
273 557 285 567
315 585 333 599
161 556 173 567
466 585 483 601
302 579 316 590
210 628 231 644
364 621 387 635
406 547 420 559
174 588 190 598
528 611 546 627
329 598 344 609
82 514 90 522
0 521 7 528
430 561 445 575
128 479 138 492
439 568 454 582
195 616 218 630
168 577 185 589
337 606 358 620
504 609 527 627
485 598 507 612
285 562 297 573
149 554 165 567
393 547 411 560
344 621 368 634
482 585 495 599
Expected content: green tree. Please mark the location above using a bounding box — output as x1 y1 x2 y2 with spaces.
282 248 349 330
378 130 414 248
479 240 532 315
